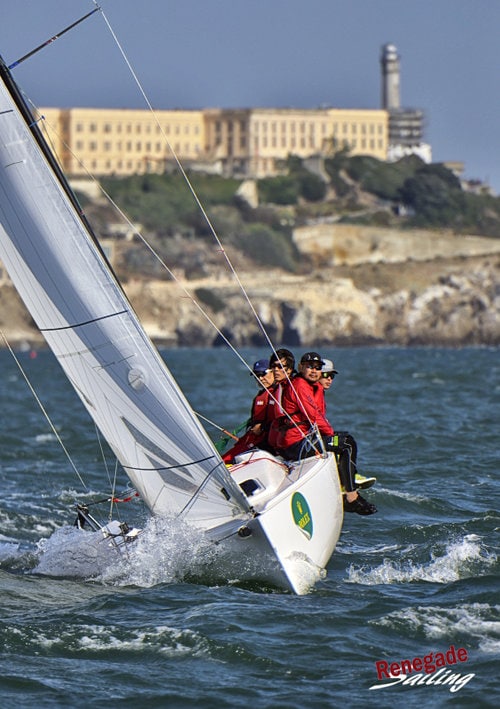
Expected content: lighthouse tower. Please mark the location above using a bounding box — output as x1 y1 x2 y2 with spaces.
380 43 401 110
380 42 431 163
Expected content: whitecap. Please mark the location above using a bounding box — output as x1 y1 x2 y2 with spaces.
0 541 20 562
11 622 209 658
374 603 500 654
346 534 496 585
35 433 58 443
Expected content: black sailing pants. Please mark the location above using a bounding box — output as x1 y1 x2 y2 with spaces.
327 431 358 493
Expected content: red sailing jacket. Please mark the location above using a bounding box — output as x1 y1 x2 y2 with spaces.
250 386 272 426
279 375 333 448
222 387 272 462
266 382 286 450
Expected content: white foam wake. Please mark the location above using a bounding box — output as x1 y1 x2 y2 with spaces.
32 516 220 587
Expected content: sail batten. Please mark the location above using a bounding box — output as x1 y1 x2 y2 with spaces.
40 310 129 332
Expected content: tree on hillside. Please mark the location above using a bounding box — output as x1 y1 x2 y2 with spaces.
399 164 465 227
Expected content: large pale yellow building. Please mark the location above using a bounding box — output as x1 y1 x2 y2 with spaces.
204 107 388 177
37 105 388 179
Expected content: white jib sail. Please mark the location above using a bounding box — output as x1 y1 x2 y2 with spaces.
0 60 251 528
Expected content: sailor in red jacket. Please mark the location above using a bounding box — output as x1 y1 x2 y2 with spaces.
222 359 274 463
266 348 296 453
278 352 376 516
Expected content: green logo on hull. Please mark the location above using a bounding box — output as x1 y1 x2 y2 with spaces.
291 492 313 539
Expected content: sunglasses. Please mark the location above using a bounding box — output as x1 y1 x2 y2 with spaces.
322 371 336 379
256 370 271 377
304 363 322 370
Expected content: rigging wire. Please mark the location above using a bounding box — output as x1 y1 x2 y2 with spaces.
93 424 125 521
8 6 101 69
0 331 88 490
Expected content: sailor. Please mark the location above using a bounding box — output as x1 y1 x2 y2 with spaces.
319 357 376 495
318 357 338 392
222 358 274 463
265 348 296 453
278 352 377 516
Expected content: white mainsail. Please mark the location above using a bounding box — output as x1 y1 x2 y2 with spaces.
0 57 251 528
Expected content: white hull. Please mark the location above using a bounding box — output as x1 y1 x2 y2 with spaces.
205 450 343 594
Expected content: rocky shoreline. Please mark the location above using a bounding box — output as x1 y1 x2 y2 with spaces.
2 253 499 349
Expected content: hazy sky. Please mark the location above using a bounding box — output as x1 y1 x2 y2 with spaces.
1 0 498 192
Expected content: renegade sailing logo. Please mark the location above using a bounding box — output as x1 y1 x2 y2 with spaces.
369 645 475 693
291 492 313 539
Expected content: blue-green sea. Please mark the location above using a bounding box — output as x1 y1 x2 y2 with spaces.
0 346 498 708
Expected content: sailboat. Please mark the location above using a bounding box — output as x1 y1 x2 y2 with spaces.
0 38 343 594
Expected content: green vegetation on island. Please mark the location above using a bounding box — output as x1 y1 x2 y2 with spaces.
87 153 499 278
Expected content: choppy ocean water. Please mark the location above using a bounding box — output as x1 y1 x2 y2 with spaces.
0 346 498 708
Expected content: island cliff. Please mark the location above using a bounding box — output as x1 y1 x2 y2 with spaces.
1 225 499 349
